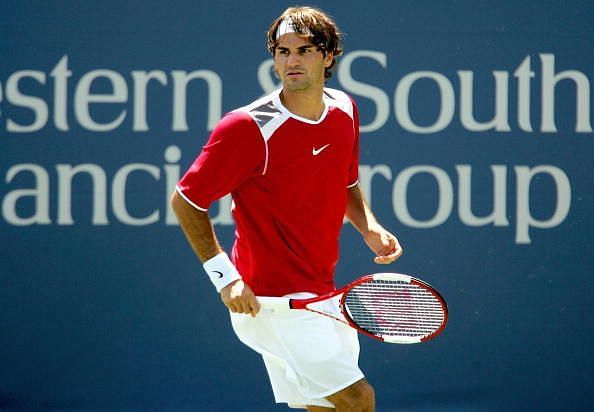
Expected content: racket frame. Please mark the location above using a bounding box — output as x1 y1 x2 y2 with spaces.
257 272 448 344
340 273 448 343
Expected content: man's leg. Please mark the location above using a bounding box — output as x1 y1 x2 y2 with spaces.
306 379 375 412
324 379 375 412
306 406 334 412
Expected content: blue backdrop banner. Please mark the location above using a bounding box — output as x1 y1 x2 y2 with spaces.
1 1 593 410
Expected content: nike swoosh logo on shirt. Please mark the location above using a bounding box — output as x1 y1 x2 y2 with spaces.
312 144 330 156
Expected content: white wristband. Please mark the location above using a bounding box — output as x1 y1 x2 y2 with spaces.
202 252 242 292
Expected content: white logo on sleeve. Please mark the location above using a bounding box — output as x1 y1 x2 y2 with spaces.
312 144 330 156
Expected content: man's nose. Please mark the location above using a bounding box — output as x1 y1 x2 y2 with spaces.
287 52 301 66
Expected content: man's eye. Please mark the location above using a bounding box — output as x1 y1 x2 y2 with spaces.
278 50 289 55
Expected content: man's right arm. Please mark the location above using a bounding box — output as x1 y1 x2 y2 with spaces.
170 191 260 316
171 190 223 262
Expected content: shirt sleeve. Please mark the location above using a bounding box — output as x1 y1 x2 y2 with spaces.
347 98 360 188
176 110 266 210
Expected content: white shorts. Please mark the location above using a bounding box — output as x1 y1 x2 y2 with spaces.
230 293 364 409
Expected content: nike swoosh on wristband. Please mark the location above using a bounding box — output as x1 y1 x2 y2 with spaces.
213 270 224 278
312 144 330 156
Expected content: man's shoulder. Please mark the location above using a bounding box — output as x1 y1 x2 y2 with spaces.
215 109 258 134
323 87 351 103
238 90 279 111
214 91 280 130
323 87 355 119
234 91 285 130
228 90 291 141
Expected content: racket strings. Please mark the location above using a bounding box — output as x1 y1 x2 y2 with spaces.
344 279 445 338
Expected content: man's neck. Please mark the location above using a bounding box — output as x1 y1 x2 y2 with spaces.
280 87 326 121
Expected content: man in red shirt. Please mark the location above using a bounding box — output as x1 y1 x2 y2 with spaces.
172 6 402 411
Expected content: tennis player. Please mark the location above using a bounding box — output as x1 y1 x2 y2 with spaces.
171 6 402 411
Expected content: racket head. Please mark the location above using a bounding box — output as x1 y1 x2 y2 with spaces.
339 273 448 344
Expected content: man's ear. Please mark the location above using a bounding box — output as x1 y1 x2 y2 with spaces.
324 52 334 68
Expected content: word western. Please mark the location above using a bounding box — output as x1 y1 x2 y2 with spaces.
0 53 592 134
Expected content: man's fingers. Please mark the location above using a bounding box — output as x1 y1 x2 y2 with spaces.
374 255 395 264
220 279 261 316
240 298 258 316
250 297 261 317
374 244 403 264
227 302 239 313
379 234 398 254
226 297 261 317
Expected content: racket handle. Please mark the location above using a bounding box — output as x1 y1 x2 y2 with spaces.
257 296 292 312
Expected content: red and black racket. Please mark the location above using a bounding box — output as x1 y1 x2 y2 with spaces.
258 273 448 344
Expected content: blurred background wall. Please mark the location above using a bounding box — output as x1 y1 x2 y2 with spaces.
1 1 593 410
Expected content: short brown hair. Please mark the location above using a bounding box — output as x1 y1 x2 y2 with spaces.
267 6 344 80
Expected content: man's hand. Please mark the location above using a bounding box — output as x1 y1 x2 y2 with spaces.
220 279 261 317
364 224 403 264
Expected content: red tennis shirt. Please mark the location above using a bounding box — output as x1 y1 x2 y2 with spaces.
176 88 360 296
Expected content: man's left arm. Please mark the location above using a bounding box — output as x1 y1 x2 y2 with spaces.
345 183 403 264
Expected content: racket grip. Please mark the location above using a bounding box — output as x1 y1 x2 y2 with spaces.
257 297 292 312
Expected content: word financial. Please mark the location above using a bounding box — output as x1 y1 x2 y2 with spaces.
1 145 570 244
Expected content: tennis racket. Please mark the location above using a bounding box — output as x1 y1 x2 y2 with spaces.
258 273 447 344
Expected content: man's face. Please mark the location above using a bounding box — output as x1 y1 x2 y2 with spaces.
274 32 333 92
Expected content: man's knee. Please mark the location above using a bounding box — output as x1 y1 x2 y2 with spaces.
327 379 375 411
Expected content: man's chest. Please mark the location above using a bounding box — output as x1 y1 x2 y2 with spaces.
264 116 355 181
